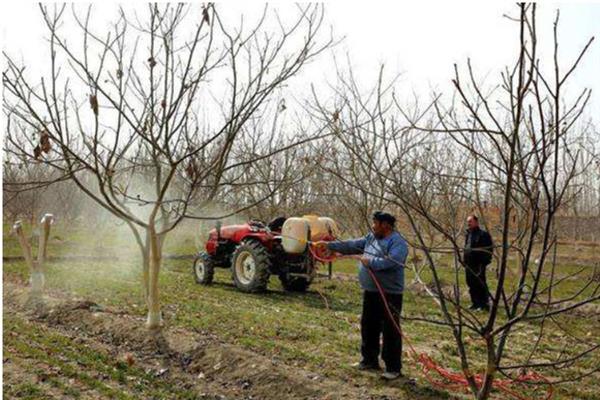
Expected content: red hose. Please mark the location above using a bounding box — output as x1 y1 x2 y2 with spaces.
310 240 337 263
309 245 554 400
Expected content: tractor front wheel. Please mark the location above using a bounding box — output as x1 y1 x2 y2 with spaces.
231 240 271 292
193 253 215 285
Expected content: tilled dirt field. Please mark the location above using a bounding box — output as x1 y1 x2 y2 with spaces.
3 280 430 400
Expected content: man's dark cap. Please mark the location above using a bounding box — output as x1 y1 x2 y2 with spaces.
373 211 396 226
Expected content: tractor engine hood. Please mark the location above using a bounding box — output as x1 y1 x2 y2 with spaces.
209 223 267 240
210 224 246 240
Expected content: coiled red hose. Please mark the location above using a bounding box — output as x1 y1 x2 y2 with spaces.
308 243 554 400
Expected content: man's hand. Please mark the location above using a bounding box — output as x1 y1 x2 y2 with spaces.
313 241 335 258
313 241 331 253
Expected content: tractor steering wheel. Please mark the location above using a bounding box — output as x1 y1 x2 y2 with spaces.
249 219 267 228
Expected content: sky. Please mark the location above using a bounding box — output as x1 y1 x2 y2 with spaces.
323 1 600 123
2 1 599 125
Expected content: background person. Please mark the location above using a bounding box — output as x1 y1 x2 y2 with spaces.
463 215 494 311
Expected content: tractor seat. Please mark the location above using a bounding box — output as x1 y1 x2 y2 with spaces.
267 216 287 233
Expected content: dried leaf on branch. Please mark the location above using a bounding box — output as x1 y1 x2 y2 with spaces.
185 162 198 180
33 129 52 160
33 145 42 160
332 110 340 122
40 130 52 154
89 95 99 115
202 7 210 25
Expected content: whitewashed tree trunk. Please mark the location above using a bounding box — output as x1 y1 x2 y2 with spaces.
142 229 151 300
13 214 53 303
13 221 37 297
145 227 163 329
34 214 53 293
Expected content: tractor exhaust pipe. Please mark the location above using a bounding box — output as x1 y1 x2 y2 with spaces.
215 220 222 241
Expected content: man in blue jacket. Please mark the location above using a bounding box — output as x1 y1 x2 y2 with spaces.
321 211 408 380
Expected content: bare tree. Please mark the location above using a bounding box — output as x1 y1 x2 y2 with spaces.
3 3 333 330
311 4 599 399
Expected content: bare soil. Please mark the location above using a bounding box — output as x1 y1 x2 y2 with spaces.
3 280 428 400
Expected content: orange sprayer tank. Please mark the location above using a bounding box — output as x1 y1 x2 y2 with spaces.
281 217 310 254
302 215 339 241
317 216 339 238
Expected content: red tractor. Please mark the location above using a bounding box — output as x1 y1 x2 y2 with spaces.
193 217 329 292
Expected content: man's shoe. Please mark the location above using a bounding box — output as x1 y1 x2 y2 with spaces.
381 370 402 381
353 360 381 371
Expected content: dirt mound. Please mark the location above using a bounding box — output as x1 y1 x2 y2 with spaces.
185 344 332 399
38 300 174 355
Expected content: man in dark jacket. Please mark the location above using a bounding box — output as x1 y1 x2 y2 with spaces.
463 215 493 311
320 211 408 380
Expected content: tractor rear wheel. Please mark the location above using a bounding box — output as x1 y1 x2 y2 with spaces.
279 274 312 292
231 239 271 292
193 253 215 285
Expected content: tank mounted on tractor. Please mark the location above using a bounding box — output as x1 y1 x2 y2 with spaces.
192 216 338 293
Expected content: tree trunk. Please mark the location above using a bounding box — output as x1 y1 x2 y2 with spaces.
13 216 52 303
477 335 496 400
145 227 163 330
34 214 53 296
124 222 150 303
29 261 44 299
13 221 39 298
142 228 151 300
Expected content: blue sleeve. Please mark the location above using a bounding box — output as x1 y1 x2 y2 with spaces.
368 238 408 271
327 236 367 255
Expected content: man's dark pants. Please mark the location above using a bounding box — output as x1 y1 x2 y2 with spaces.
465 262 489 307
361 290 403 372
